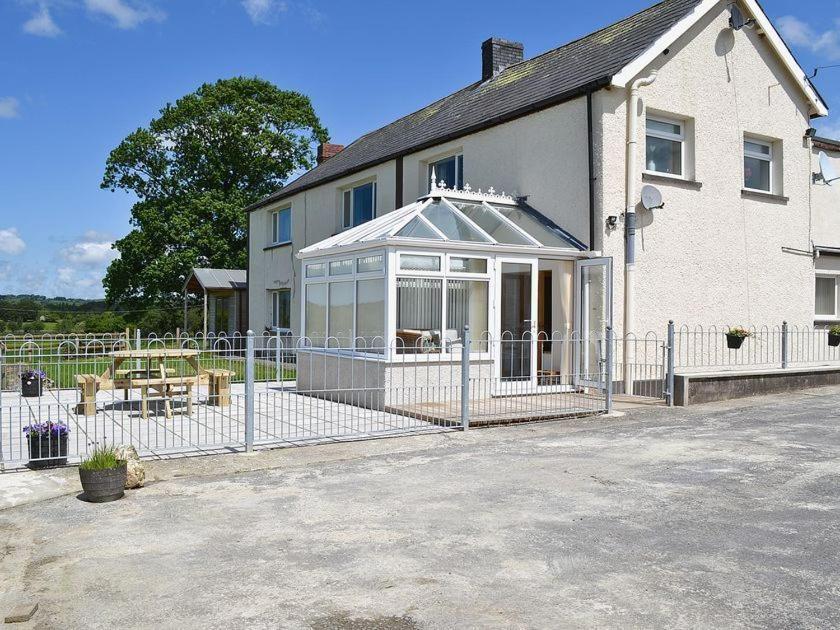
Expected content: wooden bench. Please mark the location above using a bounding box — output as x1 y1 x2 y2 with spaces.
204 369 235 407
131 377 195 419
75 373 101 416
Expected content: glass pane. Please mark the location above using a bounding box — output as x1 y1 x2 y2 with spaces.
273 290 290 328
579 263 609 383
450 257 487 273
646 136 682 175
277 209 291 243
429 156 457 190
447 279 489 352
816 277 836 316
647 118 681 136
744 156 770 191
492 204 577 248
353 183 374 226
329 259 353 276
306 263 325 278
422 201 489 242
394 217 443 240
271 212 278 243
744 141 770 156
500 263 532 380
396 277 442 354
328 282 354 347
400 254 440 271
454 202 532 245
356 279 385 352
305 284 327 347
357 253 383 273
343 190 352 227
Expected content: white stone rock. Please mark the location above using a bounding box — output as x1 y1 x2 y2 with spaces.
114 444 145 489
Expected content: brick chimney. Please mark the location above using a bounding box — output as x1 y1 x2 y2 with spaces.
481 37 524 81
317 142 344 164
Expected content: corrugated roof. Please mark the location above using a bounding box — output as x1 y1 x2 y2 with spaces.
248 0 702 211
185 268 247 292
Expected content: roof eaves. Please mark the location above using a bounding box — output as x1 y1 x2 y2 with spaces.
245 75 613 213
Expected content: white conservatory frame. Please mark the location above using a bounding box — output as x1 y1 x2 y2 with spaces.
297 184 610 376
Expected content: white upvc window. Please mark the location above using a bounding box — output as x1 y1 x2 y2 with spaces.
816 274 839 319
271 289 291 329
743 137 773 193
270 207 291 245
645 116 684 177
428 154 464 190
342 181 377 229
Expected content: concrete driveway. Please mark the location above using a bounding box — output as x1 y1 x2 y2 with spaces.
2 387 840 629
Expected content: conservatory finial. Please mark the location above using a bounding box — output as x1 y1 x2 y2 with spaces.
430 170 437 191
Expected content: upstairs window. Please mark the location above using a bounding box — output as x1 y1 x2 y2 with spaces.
271 207 291 245
342 181 376 229
428 154 464 190
744 138 772 192
646 116 684 177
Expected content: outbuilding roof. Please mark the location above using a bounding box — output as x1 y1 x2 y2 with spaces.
183 268 247 292
248 0 703 211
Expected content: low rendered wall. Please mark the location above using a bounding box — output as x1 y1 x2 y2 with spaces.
674 366 840 406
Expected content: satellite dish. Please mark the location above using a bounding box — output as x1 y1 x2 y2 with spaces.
641 185 664 210
728 4 755 30
815 151 840 185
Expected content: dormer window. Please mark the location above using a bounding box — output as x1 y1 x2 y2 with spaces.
428 154 464 191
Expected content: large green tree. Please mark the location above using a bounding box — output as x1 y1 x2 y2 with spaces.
102 77 328 306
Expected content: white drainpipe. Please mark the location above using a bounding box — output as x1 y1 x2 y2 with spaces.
623 70 657 395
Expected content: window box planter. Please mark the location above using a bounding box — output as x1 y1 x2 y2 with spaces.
829 328 840 347
725 328 751 350
23 422 69 469
20 371 47 397
79 462 127 503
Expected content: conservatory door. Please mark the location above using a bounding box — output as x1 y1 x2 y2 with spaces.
574 257 613 389
496 258 539 393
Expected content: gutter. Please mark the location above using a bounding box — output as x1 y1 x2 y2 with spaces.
245 76 614 213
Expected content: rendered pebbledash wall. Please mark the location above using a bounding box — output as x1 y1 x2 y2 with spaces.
594 5 816 336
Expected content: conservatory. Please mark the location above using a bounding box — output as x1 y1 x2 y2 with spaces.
296 181 612 405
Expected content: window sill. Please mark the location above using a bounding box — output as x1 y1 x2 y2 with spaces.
642 172 702 189
264 241 292 251
740 189 788 204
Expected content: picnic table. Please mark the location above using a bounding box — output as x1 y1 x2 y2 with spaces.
75 348 234 419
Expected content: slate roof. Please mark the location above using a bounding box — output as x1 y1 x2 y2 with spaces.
248 0 702 211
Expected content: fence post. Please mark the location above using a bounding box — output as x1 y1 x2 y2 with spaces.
781 321 789 370
135 328 141 371
0 346 4 469
461 325 470 431
274 328 281 384
605 326 614 413
666 320 675 407
245 330 255 452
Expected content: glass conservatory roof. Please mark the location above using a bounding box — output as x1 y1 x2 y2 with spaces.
299 188 586 256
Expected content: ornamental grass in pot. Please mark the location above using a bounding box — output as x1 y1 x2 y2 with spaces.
23 421 69 469
829 325 840 347
79 445 127 503
725 327 752 350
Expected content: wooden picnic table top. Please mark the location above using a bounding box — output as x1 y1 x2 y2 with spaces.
108 348 200 359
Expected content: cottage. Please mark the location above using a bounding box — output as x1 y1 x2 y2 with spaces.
247 0 831 363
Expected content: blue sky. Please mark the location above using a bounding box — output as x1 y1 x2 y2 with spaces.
2 0 840 299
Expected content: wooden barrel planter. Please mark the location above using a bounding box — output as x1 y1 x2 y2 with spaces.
79 462 127 503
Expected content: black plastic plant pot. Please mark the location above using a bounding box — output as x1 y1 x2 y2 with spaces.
829 333 840 347
27 434 69 469
726 334 746 350
79 462 127 503
20 376 44 398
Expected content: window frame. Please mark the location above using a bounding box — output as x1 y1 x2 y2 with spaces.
270 206 292 246
428 154 464 191
743 136 774 194
815 273 840 320
644 115 685 179
342 181 377 229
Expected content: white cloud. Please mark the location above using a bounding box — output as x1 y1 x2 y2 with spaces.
22 3 62 37
0 97 20 119
0 228 26 256
60 232 118 266
242 0 288 24
83 0 165 29
778 15 840 61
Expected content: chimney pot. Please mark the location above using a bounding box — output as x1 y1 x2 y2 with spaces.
481 37 524 81
317 143 344 164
